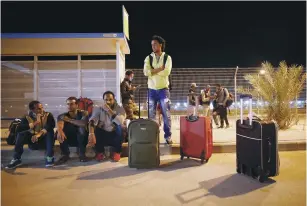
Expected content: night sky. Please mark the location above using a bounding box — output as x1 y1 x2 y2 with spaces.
1 1 306 68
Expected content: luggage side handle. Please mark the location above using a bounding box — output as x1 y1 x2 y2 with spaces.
268 138 271 163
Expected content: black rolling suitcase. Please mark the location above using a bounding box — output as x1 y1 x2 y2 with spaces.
128 88 160 169
236 94 280 182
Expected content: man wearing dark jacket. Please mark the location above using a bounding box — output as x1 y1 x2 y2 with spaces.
215 84 230 128
5 101 56 169
120 70 138 120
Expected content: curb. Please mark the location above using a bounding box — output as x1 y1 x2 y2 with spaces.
1 141 305 162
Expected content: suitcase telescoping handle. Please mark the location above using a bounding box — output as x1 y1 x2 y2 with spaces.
240 94 253 126
137 86 149 119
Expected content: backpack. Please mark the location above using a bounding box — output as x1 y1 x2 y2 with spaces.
226 93 234 107
78 97 94 117
148 54 172 91
221 89 233 108
7 119 22 145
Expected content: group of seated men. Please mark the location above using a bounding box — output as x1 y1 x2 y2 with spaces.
5 91 126 169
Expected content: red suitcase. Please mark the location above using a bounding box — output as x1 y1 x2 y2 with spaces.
180 116 213 164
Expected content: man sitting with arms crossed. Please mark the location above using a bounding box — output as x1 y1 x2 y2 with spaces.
56 97 89 164
88 91 126 162
5 101 56 169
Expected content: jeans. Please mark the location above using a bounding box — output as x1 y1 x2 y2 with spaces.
60 122 88 157
13 130 55 160
148 88 172 139
94 125 123 153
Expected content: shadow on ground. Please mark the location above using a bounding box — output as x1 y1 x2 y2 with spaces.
175 174 276 204
77 158 203 181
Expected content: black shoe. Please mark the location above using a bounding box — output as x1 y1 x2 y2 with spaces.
166 137 173 145
79 156 88 162
5 159 22 170
55 155 70 165
218 126 224 129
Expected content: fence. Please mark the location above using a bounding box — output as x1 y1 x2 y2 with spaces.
131 68 307 111
1 61 306 125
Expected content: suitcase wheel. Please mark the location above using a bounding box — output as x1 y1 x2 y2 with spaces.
187 156 190 159
236 166 241 174
201 159 208 164
257 174 267 183
180 147 185 161
252 166 268 183
241 164 247 175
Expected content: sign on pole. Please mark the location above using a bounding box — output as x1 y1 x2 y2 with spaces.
122 5 129 40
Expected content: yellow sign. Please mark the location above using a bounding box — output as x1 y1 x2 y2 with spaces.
122 5 129 40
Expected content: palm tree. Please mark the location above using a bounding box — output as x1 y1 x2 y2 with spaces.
240 61 306 130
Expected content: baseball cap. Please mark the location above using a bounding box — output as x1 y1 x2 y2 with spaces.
191 83 198 87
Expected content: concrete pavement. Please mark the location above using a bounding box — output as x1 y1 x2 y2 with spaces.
1 115 305 161
1 151 306 206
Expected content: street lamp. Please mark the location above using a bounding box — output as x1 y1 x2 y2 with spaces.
234 66 239 119
257 69 266 115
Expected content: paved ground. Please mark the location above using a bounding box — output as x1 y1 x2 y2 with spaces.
1 151 306 206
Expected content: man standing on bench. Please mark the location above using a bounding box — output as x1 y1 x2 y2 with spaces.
5 101 56 169
144 35 173 145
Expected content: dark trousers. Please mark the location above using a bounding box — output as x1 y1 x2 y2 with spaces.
218 106 229 127
60 122 88 157
94 125 123 154
13 130 55 160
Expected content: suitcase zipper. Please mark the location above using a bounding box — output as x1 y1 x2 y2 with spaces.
253 120 263 171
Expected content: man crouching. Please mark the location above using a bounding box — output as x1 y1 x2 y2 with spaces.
88 91 126 162
5 101 56 169
55 97 89 164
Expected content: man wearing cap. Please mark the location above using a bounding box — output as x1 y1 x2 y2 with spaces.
143 35 173 145
56 97 89 164
200 85 212 117
187 83 198 116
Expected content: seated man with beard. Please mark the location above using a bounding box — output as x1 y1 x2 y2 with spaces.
88 91 126 162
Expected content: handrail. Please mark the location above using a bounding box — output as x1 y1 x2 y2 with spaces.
1 118 20 121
